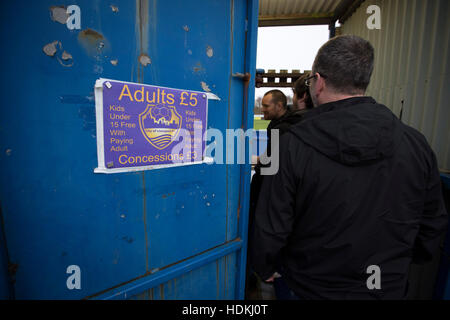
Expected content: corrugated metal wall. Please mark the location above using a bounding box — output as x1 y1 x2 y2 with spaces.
340 0 450 172
259 0 340 16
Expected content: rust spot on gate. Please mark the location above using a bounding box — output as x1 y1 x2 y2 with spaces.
78 28 109 59
79 28 104 41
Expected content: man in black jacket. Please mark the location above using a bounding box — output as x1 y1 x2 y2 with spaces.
247 90 305 299
250 90 305 236
249 35 448 299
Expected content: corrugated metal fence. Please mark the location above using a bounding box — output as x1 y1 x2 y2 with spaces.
340 0 450 172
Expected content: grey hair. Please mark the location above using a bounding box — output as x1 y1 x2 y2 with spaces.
312 35 374 95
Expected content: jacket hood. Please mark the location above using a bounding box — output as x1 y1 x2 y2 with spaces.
289 97 404 166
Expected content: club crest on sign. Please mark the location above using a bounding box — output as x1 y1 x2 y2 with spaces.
139 104 182 150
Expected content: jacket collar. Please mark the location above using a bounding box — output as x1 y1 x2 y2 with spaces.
303 96 377 120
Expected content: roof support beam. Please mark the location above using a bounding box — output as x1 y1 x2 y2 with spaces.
333 0 366 24
259 13 334 27
329 23 336 38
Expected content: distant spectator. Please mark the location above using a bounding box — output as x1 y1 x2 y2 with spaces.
292 73 314 111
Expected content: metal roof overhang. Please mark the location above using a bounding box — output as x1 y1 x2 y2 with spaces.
258 0 365 27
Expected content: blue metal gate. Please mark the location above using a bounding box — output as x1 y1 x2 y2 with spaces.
0 0 258 299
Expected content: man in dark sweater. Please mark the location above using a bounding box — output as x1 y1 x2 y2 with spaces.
249 35 448 299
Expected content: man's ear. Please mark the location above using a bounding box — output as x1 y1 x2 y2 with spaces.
276 101 284 111
315 74 326 96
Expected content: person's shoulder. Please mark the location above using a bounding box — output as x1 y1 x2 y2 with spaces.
277 129 315 172
400 121 437 169
287 109 309 120
275 111 305 130
401 122 432 151
279 128 308 150
368 97 432 153
269 116 289 132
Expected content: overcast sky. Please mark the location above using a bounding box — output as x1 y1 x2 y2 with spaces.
255 25 330 99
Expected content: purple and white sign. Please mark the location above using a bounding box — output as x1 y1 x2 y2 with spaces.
94 79 208 173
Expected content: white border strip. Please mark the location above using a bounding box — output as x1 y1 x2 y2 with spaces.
95 79 106 171
96 77 220 101
94 157 215 174
205 92 221 101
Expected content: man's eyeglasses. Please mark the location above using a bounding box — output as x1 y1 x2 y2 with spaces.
304 73 327 87
304 74 316 87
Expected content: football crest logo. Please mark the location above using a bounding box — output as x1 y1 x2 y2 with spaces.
139 104 182 150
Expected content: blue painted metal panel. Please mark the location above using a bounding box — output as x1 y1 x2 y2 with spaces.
0 0 257 299
0 0 147 300
136 0 244 272
226 0 248 245
94 240 242 300
129 253 237 300
441 174 450 191
235 0 259 299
